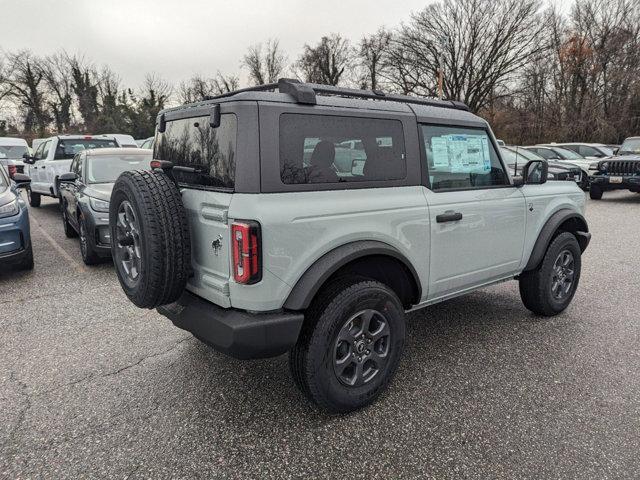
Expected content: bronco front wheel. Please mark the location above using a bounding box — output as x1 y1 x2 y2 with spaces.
289 277 406 413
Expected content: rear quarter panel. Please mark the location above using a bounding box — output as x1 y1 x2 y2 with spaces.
228 187 430 311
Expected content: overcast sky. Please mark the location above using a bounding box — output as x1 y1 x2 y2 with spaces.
1 0 432 88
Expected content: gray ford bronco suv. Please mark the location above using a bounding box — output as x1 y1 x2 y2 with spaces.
109 79 591 413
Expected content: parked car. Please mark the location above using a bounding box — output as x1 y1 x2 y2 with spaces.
500 146 586 189
139 137 154 150
0 167 33 270
589 136 640 199
552 143 614 160
0 137 29 178
98 134 138 148
58 148 152 264
109 79 590 413
524 145 593 177
23 135 119 207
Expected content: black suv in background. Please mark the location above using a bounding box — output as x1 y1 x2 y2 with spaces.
589 136 640 199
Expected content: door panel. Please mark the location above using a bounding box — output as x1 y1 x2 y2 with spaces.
424 187 526 300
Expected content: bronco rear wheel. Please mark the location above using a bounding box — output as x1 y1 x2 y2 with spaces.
289 277 406 413
110 170 191 308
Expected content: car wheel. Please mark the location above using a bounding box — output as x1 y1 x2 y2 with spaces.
79 215 101 265
289 276 406 413
519 232 582 316
579 175 589 191
589 185 603 199
109 170 191 308
61 203 78 238
27 187 41 207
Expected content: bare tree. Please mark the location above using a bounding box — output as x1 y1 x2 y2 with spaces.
296 34 353 85
358 28 392 90
211 72 240 95
243 39 287 85
41 53 74 132
394 0 547 112
3 51 50 134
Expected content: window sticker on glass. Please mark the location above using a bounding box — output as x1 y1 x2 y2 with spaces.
431 134 491 173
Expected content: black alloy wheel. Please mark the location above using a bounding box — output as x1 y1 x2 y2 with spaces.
333 309 391 387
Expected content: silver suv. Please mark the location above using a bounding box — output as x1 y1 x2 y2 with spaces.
109 79 591 413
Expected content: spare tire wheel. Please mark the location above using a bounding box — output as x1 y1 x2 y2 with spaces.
109 170 191 308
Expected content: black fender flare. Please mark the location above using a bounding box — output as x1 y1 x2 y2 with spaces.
283 240 422 310
524 209 590 271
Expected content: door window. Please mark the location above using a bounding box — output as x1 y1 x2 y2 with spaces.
41 140 52 160
33 142 45 160
578 145 602 157
420 125 508 191
532 148 555 160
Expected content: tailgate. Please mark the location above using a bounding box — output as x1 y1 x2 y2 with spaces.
181 189 233 308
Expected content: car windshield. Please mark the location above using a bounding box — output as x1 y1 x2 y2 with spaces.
54 139 118 160
86 154 151 183
619 138 640 155
0 169 7 189
0 145 28 159
552 147 584 160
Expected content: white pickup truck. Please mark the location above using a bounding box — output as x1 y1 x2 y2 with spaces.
24 135 119 207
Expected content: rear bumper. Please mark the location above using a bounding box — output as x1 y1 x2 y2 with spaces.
590 175 640 191
157 291 305 360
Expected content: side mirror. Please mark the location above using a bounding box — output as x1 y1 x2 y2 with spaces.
521 160 548 185
22 153 34 164
12 173 31 188
59 172 78 183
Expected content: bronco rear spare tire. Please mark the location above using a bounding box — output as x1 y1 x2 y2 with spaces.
109 170 191 309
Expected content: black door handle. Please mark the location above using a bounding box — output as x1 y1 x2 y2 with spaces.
436 211 463 223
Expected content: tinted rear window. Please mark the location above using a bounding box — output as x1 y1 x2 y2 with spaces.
155 113 237 190
279 114 406 184
54 139 118 160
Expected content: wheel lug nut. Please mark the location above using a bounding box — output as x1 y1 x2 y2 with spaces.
358 357 362 362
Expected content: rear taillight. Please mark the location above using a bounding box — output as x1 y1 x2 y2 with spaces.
231 220 262 284
8 165 17 178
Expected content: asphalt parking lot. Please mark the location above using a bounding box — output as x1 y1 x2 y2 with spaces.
1 191 639 479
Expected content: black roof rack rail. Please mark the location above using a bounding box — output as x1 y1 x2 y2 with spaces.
202 78 470 111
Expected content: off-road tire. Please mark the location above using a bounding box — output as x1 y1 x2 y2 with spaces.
61 202 78 238
27 188 41 207
110 170 191 309
289 276 406 413
79 214 101 265
519 232 581 316
589 186 603 200
579 175 589 191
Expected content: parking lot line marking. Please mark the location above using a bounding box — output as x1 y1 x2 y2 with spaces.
32 219 87 274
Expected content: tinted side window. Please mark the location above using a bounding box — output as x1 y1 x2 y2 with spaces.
156 113 237 190
279 114 406 184
421 125 508 191
40 140 52 160
533 148 554 160
578 145 600 157
33 142 45 160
